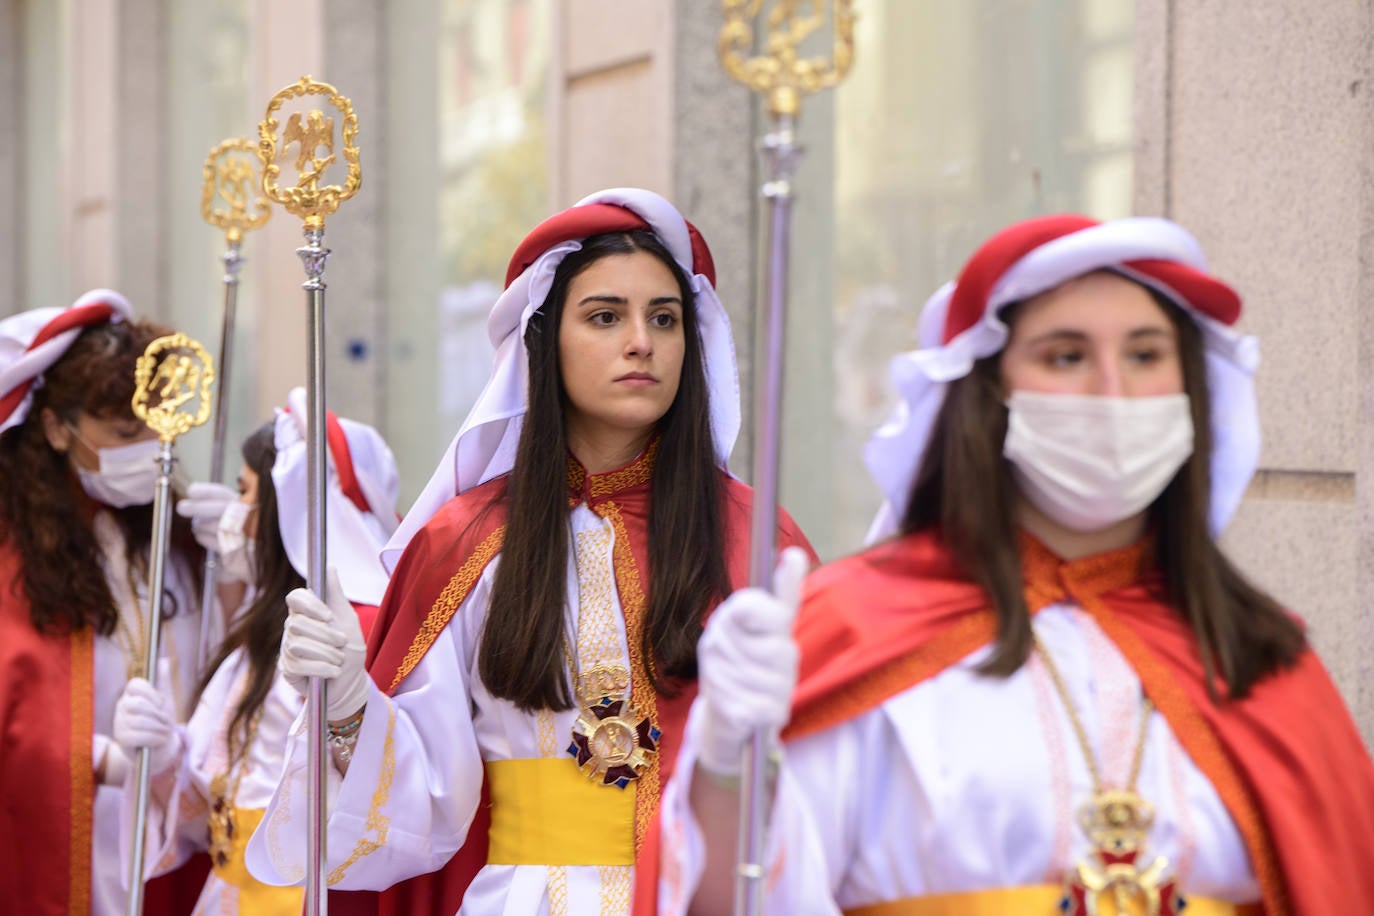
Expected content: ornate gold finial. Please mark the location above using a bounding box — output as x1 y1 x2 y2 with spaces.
257 75 362 231
201 138 271 244
719 0 856 118
132 334 216 443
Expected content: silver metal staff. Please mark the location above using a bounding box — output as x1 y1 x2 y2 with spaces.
719 3 855 914
125 336 216 916
196 138 270 670
257 75 361 916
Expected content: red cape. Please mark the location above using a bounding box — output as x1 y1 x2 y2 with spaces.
787 530 1374 916
0 542 208 915
344 461 814 916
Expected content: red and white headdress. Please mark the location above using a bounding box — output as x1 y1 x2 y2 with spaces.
273 387 401 606
383 187 739 570
865 214 1260 539
0 289 134 434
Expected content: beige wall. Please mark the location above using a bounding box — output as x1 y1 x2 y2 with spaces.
1136 2 1373 746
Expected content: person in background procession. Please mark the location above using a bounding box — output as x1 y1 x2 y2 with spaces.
0 290 213 915
112 386 401 915
244 187 816 915
661 215 1374 915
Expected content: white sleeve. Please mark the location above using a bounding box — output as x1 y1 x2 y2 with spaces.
657 698 844 916
244 608 484 890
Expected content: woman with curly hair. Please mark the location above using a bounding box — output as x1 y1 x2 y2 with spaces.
0 290 211 915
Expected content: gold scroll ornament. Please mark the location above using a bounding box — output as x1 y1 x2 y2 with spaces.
132 334 216 442
201 138 272 244
719 0 857 117
257 75 361 230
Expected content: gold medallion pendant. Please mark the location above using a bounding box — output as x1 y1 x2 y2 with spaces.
207 772 237 868
566 663 661 789
1060 789 1183 916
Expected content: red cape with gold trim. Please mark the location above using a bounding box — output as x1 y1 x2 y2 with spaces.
0 542 208 915
785 529 1374 916
332 469 815 916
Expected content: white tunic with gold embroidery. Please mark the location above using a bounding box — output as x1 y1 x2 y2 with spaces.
245 501 651 915
89 510 209 916
125 644 305 914
658 603 1261 914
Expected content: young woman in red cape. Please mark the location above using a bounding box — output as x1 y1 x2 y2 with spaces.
0 291 213 915
244 188 815 915
112 387 400 914
662 215 1374 915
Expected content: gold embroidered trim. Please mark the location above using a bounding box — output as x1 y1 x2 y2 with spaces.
327 701 397 885
548 864 569 916
595 501 659 858
573 526 624 670
69 628 94 916
566 437 660 504
587 439 658 500
389 526 506 692
599 864 633 915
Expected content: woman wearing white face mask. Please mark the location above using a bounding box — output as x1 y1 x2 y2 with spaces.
662 216 1374 915
110 390 399 914
0 290 211 915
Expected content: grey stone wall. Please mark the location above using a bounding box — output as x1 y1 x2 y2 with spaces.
1137 1 1374 746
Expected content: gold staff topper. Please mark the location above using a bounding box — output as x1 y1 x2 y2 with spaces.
201 137 272 244
720 0 857 117
257 75 361 230
132 334 216 442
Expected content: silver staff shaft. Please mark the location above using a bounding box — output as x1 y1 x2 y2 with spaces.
299 226 331 916
735 114 802 916
125 441 177 916
197 241 244 669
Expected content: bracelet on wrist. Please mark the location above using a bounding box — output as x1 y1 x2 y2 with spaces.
327 710 364 739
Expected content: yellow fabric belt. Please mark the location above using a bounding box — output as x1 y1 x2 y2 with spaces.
210 806 305 915
485 758 636 866
843 886 1263 916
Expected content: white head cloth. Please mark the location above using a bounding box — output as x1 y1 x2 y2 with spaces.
272 387 401 605
865 215 1261 542
0 289 134 434
382 187 740 571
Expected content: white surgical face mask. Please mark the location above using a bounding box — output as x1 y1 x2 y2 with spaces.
1002 391 1194 533
73 435 162 508
217 501 256 582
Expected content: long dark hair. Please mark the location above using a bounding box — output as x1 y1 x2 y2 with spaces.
0 317 199 634
195 422 305 759
480 230 729 711
901 283 1305 699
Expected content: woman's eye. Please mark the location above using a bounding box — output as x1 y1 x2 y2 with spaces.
1045 350 1083 368
1129 347 1164 365
650 312 678 329
590 311 617 326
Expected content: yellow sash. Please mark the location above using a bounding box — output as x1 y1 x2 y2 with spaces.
843 886 1263 916
484 758 636 865
210 806 305 915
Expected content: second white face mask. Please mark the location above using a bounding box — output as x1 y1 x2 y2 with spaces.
1002 391 1195 533
74 436 162 508
217 500 256 582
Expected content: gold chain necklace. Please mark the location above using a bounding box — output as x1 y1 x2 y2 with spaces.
207 708 263 870
115 566 149 680
1032 630 1187 916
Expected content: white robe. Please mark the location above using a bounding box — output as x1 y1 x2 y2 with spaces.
126 645 304 913
658 601 1261 914
89 510 210 916
246 503 658 915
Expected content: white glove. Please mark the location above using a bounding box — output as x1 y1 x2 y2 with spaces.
113 677 182 777
176 481 238 553
280 566 370 721
695 546 810 777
